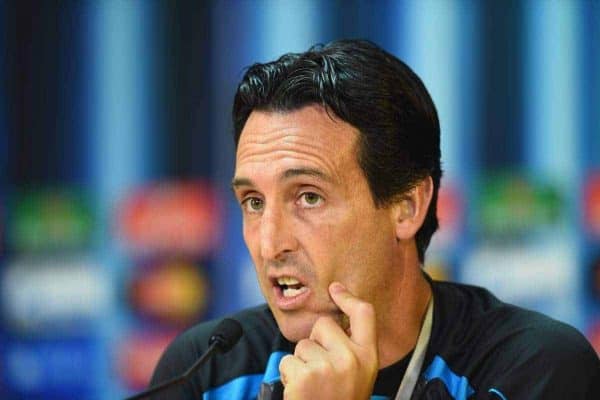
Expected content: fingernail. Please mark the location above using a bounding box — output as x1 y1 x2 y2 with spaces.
329 282 345 293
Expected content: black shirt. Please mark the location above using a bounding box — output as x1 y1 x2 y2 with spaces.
150 279 600 399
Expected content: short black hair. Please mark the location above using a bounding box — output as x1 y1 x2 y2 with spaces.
232 39 442 263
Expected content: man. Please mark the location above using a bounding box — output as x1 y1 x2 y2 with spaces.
150 39 600 399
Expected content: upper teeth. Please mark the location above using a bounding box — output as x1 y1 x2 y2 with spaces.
277 277 300 285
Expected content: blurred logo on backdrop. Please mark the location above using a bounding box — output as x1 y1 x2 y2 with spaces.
462 242 578 325
2 337 96 397
1 256 110 334
115 181 222 392
1 188 104 397
116 331 178 390
584 172 600 239
429 182 464 251
464 172 577 325
7 189 94 253
128 258 209 325
424 181 463 281
473 173 564 240
117 182 223 258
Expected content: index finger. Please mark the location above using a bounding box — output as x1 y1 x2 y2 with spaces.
328 282 376 347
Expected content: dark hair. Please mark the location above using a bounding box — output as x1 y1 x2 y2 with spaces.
232 39 442 263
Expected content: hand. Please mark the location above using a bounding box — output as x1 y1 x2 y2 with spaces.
278 282 379 400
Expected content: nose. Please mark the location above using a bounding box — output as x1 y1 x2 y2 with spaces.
259 204 298 261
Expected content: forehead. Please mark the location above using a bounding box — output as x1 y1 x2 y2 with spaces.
235 105 360 181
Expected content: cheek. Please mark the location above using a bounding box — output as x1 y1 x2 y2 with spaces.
302 217 338 263
242 222 269 278
331 214 394 285
242 223 272 294
310 213 363 281
242 220 260 257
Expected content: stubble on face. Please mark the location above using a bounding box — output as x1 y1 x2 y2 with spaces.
258 253 344 339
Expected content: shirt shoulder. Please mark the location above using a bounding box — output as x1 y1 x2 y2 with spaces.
473 308 600 399
420 280 600 399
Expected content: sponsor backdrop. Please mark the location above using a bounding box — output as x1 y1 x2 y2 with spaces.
2 1 599 398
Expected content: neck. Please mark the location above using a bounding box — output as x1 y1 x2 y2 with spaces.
376 254 432 368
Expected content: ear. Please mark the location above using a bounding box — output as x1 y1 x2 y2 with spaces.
392 176 434 241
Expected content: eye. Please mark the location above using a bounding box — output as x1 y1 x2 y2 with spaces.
299 192 323 208
242 197 264 213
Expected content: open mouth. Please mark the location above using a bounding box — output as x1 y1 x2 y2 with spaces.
275 276 308 298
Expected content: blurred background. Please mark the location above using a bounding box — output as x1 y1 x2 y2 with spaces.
1 0 599 398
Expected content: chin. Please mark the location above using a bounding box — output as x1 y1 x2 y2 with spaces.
273 311 319 343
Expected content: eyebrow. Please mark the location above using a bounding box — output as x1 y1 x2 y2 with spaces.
231 167 332 190
231 177 254 189
282 167 331 182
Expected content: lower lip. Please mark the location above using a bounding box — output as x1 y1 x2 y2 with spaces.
272 285 311 310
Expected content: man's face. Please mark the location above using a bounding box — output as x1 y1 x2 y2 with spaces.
233 105 399 342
